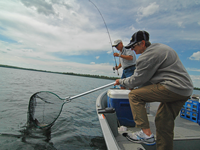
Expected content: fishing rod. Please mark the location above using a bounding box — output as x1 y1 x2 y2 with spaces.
89 0 119 76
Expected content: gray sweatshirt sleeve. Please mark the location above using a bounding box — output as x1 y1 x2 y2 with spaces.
119 52 159 89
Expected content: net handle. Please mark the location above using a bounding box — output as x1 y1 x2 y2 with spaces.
67 82 115 101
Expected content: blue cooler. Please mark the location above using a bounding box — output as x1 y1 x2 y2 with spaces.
107 89 135 127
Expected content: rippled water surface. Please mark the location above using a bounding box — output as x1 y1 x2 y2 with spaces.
0 67 114 150
1 67 200 150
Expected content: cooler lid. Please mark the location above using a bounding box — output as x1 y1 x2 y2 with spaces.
107 89 130 99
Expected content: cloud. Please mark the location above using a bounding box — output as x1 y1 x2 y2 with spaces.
96 56 100 59
187 68 200 72
136 2 159 21
20 0 56 16
189 51 200 61
0 0 113 61
129 25 136 31
177 21 185 28
190 75 200 88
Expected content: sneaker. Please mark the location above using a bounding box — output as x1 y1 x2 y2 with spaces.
122 130 156 146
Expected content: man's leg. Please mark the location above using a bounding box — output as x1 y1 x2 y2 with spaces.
155 97 188 150
128 83 188 148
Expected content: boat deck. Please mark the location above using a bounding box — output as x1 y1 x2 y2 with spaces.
96 90 200 150
116 102 200 150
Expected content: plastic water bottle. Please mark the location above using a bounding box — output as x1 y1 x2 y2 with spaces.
114 85 120 89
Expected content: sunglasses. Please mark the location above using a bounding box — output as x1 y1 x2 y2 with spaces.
131 41 142 49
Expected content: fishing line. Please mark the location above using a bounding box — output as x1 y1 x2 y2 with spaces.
89 0 119 75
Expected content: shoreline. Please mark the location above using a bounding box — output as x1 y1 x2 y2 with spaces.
1 64 199 90
0 64 118 80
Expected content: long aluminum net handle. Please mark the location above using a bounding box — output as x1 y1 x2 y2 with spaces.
67 82 115 101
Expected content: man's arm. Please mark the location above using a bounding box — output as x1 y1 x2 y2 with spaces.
114 52 133 60
120 55 133 60
115 63 122 70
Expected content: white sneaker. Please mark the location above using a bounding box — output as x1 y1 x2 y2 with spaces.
123 130 156 146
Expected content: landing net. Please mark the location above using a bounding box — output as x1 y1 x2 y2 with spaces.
28 91 64 128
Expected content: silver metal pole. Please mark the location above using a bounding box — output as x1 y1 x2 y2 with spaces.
68 82 115 100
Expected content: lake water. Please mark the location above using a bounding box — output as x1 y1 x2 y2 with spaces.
0 67 200 150
0 67 114 150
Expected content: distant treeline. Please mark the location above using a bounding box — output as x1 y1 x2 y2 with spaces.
0 64 118 80
62 72 118 80
1 64 200 90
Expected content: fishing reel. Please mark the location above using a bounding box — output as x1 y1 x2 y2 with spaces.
113 66 119 75
113 67 116 73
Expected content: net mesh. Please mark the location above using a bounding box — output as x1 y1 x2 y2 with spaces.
28 91 64 128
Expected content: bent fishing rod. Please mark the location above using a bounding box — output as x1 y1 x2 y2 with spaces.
89 0 119 75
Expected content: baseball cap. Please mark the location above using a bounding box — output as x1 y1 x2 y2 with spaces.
125 30 149 49
112 39 122 47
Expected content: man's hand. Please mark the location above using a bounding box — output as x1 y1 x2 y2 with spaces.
114 79 120 86
113 53 120 57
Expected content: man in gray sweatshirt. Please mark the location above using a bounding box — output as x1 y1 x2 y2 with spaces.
114 30 193 150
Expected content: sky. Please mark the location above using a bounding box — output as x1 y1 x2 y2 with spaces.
0 0 200 87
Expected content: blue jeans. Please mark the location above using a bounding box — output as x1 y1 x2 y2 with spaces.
121 65 136 79
121 66 136 88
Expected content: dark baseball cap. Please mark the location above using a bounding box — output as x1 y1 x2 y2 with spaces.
125 30 149 49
